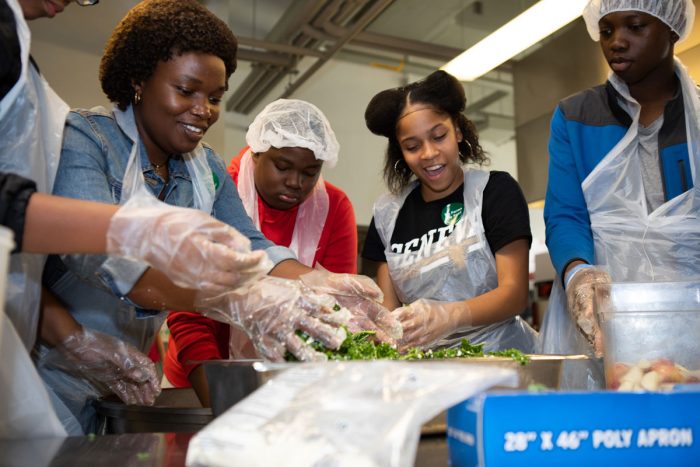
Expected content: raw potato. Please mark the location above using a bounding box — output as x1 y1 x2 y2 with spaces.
609 357 700 391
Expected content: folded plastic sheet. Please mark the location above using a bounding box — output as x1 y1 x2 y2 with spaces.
186 360 517 467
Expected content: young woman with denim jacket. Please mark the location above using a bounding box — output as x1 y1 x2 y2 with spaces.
0 0 279 438
35 0 398 435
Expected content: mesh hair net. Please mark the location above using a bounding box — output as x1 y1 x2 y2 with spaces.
583 0 695 42
246 99 340 168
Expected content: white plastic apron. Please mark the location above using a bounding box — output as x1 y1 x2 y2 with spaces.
113 105 215 214
374 168 537 352
238 149 329 267
540 59 700 386
0 6 69 352
0 0 68 439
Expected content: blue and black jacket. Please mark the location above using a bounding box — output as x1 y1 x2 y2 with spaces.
544 80 693 282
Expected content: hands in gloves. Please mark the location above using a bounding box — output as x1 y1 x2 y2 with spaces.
393 299 465 351
107 197 272 293
565 265 611 356
41 328 161 406
195 276 351 362
299 270 403 344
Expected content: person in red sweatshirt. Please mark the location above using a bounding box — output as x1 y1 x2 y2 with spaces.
164 99 358 403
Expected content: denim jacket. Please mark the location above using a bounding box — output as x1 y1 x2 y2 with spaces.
37 107 295 435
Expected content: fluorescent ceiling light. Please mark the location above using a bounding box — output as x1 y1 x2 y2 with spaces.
442 0 588 81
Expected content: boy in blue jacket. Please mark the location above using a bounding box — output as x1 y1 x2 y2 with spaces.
543 0 699 357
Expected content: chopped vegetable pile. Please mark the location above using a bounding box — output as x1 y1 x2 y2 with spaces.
608 357 700 391
287 330 529 365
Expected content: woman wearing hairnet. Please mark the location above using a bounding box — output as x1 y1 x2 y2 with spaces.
164 99 359 401
541 0 699 384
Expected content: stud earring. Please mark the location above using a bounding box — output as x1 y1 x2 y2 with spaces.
134 91 142 105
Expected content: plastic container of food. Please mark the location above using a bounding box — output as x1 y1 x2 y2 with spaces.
595 281 700 390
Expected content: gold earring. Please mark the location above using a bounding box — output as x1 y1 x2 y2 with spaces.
134 91 142 105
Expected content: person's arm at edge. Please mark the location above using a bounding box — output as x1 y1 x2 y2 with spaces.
544 106 595 284
38 286 82 347
23 192 116 254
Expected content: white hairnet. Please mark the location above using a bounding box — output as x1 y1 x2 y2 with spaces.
246 99 340 168
583 0 695 42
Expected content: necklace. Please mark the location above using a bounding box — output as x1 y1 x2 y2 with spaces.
151 160 167 170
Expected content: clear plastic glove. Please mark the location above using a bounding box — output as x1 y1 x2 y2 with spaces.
300 270 403 343
41 328 161 406
565 265 611 356
195 276 351 362
393 299 465 351
107 196 272 293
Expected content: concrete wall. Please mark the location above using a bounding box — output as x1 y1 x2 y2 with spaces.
513 19 607 203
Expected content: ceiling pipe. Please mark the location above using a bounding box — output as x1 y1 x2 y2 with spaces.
237 36 325 58
317 22 464 62
226 0 330 113
280 0 396 98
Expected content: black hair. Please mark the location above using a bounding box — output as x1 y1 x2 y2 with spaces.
100 0 238 110
364 70 487 194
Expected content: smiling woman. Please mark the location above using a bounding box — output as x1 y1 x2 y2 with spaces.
33 0 301 436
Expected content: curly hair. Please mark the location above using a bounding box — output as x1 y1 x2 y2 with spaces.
100 0 238 110
364 70 487 194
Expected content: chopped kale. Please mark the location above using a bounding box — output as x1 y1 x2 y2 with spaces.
287 330 529 364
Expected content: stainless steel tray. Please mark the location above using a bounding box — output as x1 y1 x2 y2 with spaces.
202 355 590 434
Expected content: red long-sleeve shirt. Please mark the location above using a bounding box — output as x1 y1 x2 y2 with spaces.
164 149 358 387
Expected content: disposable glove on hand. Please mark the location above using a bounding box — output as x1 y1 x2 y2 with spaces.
565 265 611 356
41 328 161 406
393 299 465 351
107 197 272 293
300 270 403 344
194 276 351 362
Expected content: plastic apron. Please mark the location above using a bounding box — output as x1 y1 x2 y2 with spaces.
540 58 700 388
0 0 68 439
113 105 215 214
374 168 538 352
229 149 331 357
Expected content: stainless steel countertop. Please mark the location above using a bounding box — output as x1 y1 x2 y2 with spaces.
0 433 448 467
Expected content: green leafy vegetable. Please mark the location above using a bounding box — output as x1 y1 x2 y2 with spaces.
287 329 529 365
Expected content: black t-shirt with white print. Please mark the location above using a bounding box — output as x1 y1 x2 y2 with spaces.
362 171 532 262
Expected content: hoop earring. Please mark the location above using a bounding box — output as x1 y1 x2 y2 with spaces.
463 139 473 155
134 91 142 105
394 159 403 175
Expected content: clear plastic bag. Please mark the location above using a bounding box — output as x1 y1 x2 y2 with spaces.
186 361 517 467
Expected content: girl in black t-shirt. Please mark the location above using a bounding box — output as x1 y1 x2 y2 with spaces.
362 70 538 352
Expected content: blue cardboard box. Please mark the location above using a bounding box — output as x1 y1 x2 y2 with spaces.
447 390 700 466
